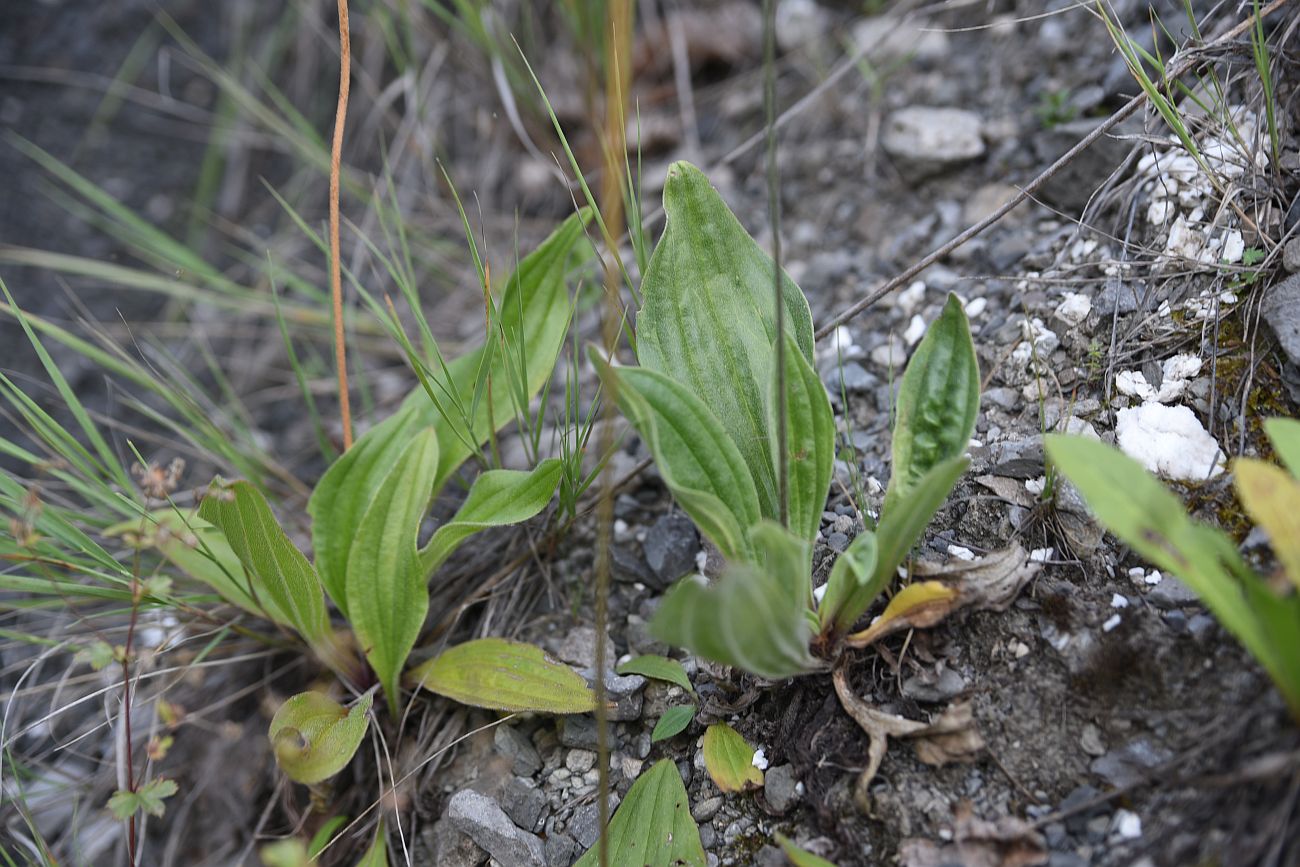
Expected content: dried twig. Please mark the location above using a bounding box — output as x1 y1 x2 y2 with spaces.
331 0 354 449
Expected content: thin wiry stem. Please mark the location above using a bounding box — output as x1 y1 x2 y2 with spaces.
330 0 354 450
763 0 788 529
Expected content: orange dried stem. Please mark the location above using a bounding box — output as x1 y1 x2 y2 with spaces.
330 0 354 450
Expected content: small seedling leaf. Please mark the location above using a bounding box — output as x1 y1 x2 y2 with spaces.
356 821 389 867
107 778 178 820
651 705 697 742
419 459 563 574
776 834 838 867
598 358 761 561
1264 417 1300 480
636 160 815 521
885 293 979 517
1234 459 1300 592
818 530 878 631
198 480 328 643
617 655 693 693
771 331 836 544
701 723 763 792
409 638 595 713
268 691 373 785
346 429 440 713
573 759 705 867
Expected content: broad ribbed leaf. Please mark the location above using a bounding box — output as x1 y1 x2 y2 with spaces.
650 561 815 680
884 293 979 518
308 408 424 616
408 638 595 713
636 161 814 520
617 655 694 694
599 358 761 561
650 705 697 742
346 429 440 714
268 691 372 784
701 723 763 792
198 480 328 643
419 459 562 575
829 457 968 634
749 520 814 611
1265 417 1300 479
574 759 705 867
1235 459 1300 591
771 331 836 544
818 530 878 632
1045 435 1297 713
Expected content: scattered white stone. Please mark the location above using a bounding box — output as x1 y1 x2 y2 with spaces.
751 748 768 771
694 550 709 575
775 0 827 49
851 16 950 63
1147 197 1174 226
1012 318 1059 366
1102 613 1122 632
1116 370 1156 402
1113 809 1143 839
1116 404 1225 480
964 296 987 318
903 314 927 346
812 583 829 605
614 519 628 534
1165 214 1206 261
947 544 976 561
897 280 927 315
881 107 985 173
1012 640 1031 659
818 326 862 361
1111 593 1129 609
1029 547 1055 563
1054 292 1092 327
1220 229 1245 264
1025 477 1047 496
870 333 906 368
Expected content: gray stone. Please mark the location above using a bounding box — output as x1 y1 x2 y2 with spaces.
643 513 700 588
558 715 600 749
826 532 850 552
1090 737 1172 788
626 613 668 657
1188 613 1217 643
983 386 1020 411
1147 575 1199 609
612 542 656 585
425 818 488 867
830 361 876 394
982 436 1045 479
494 725 543 777
1094 278 1145 316
1049 854 1089 867
501 776 546 832
765 764 801 814
570 794 620 849
545 833 577 867
1058 784 1104 834
447 790 545 867
556 627 613 669
1283 238 1300 273
566 749 597 774
901 667 967 703
1263 274 1300 366
699 824 717 849
692 795 723 822
882 107 985 177
1033 118 1132 212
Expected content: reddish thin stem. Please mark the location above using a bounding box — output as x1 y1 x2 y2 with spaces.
330 0 354 449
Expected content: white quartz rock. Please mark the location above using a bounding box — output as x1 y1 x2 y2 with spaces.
1116 404 1225 480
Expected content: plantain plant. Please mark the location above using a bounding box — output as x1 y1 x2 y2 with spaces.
121 211 600 785
1047 417 1300 721
594 161 981 679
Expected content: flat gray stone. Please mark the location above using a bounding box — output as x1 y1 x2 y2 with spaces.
558 715 599 749
570 794 620 850
447 790 545 867
1264 274 1300 366
901 667 967 703
643 512 700 589
501 776 546 832
1089 737 1172 788
765 764 801 814
494 725 542 777
425 818 487 867
882 107 985 176
1147 575 1199 609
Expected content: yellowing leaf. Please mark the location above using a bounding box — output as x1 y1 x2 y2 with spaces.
701 723 763 793
1235 458 1300 590
574 759 705 867
409 638 595 713
268 691 372 785
847 581 959 647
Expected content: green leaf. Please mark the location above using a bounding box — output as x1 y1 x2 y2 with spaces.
574 759 705 867
1046 434 1300 715
828 456 969 634
817 530 878 632
651 551 815 680
346 429 440 714
308 407 425 616
749 520 814 611
356 822 389 867
884 293 979 519
636 161 815 520
107 778 178 820
307 816 349 859
198 480 328 643
651 705 697 742
408 638 596 713
701 723 763 792
617 655 694 694
771 331 835 543
268 691 373 785
598 358 761 561
111 509 292 626
1265 417 1300 479
419 459 563 574
776 834 838 867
